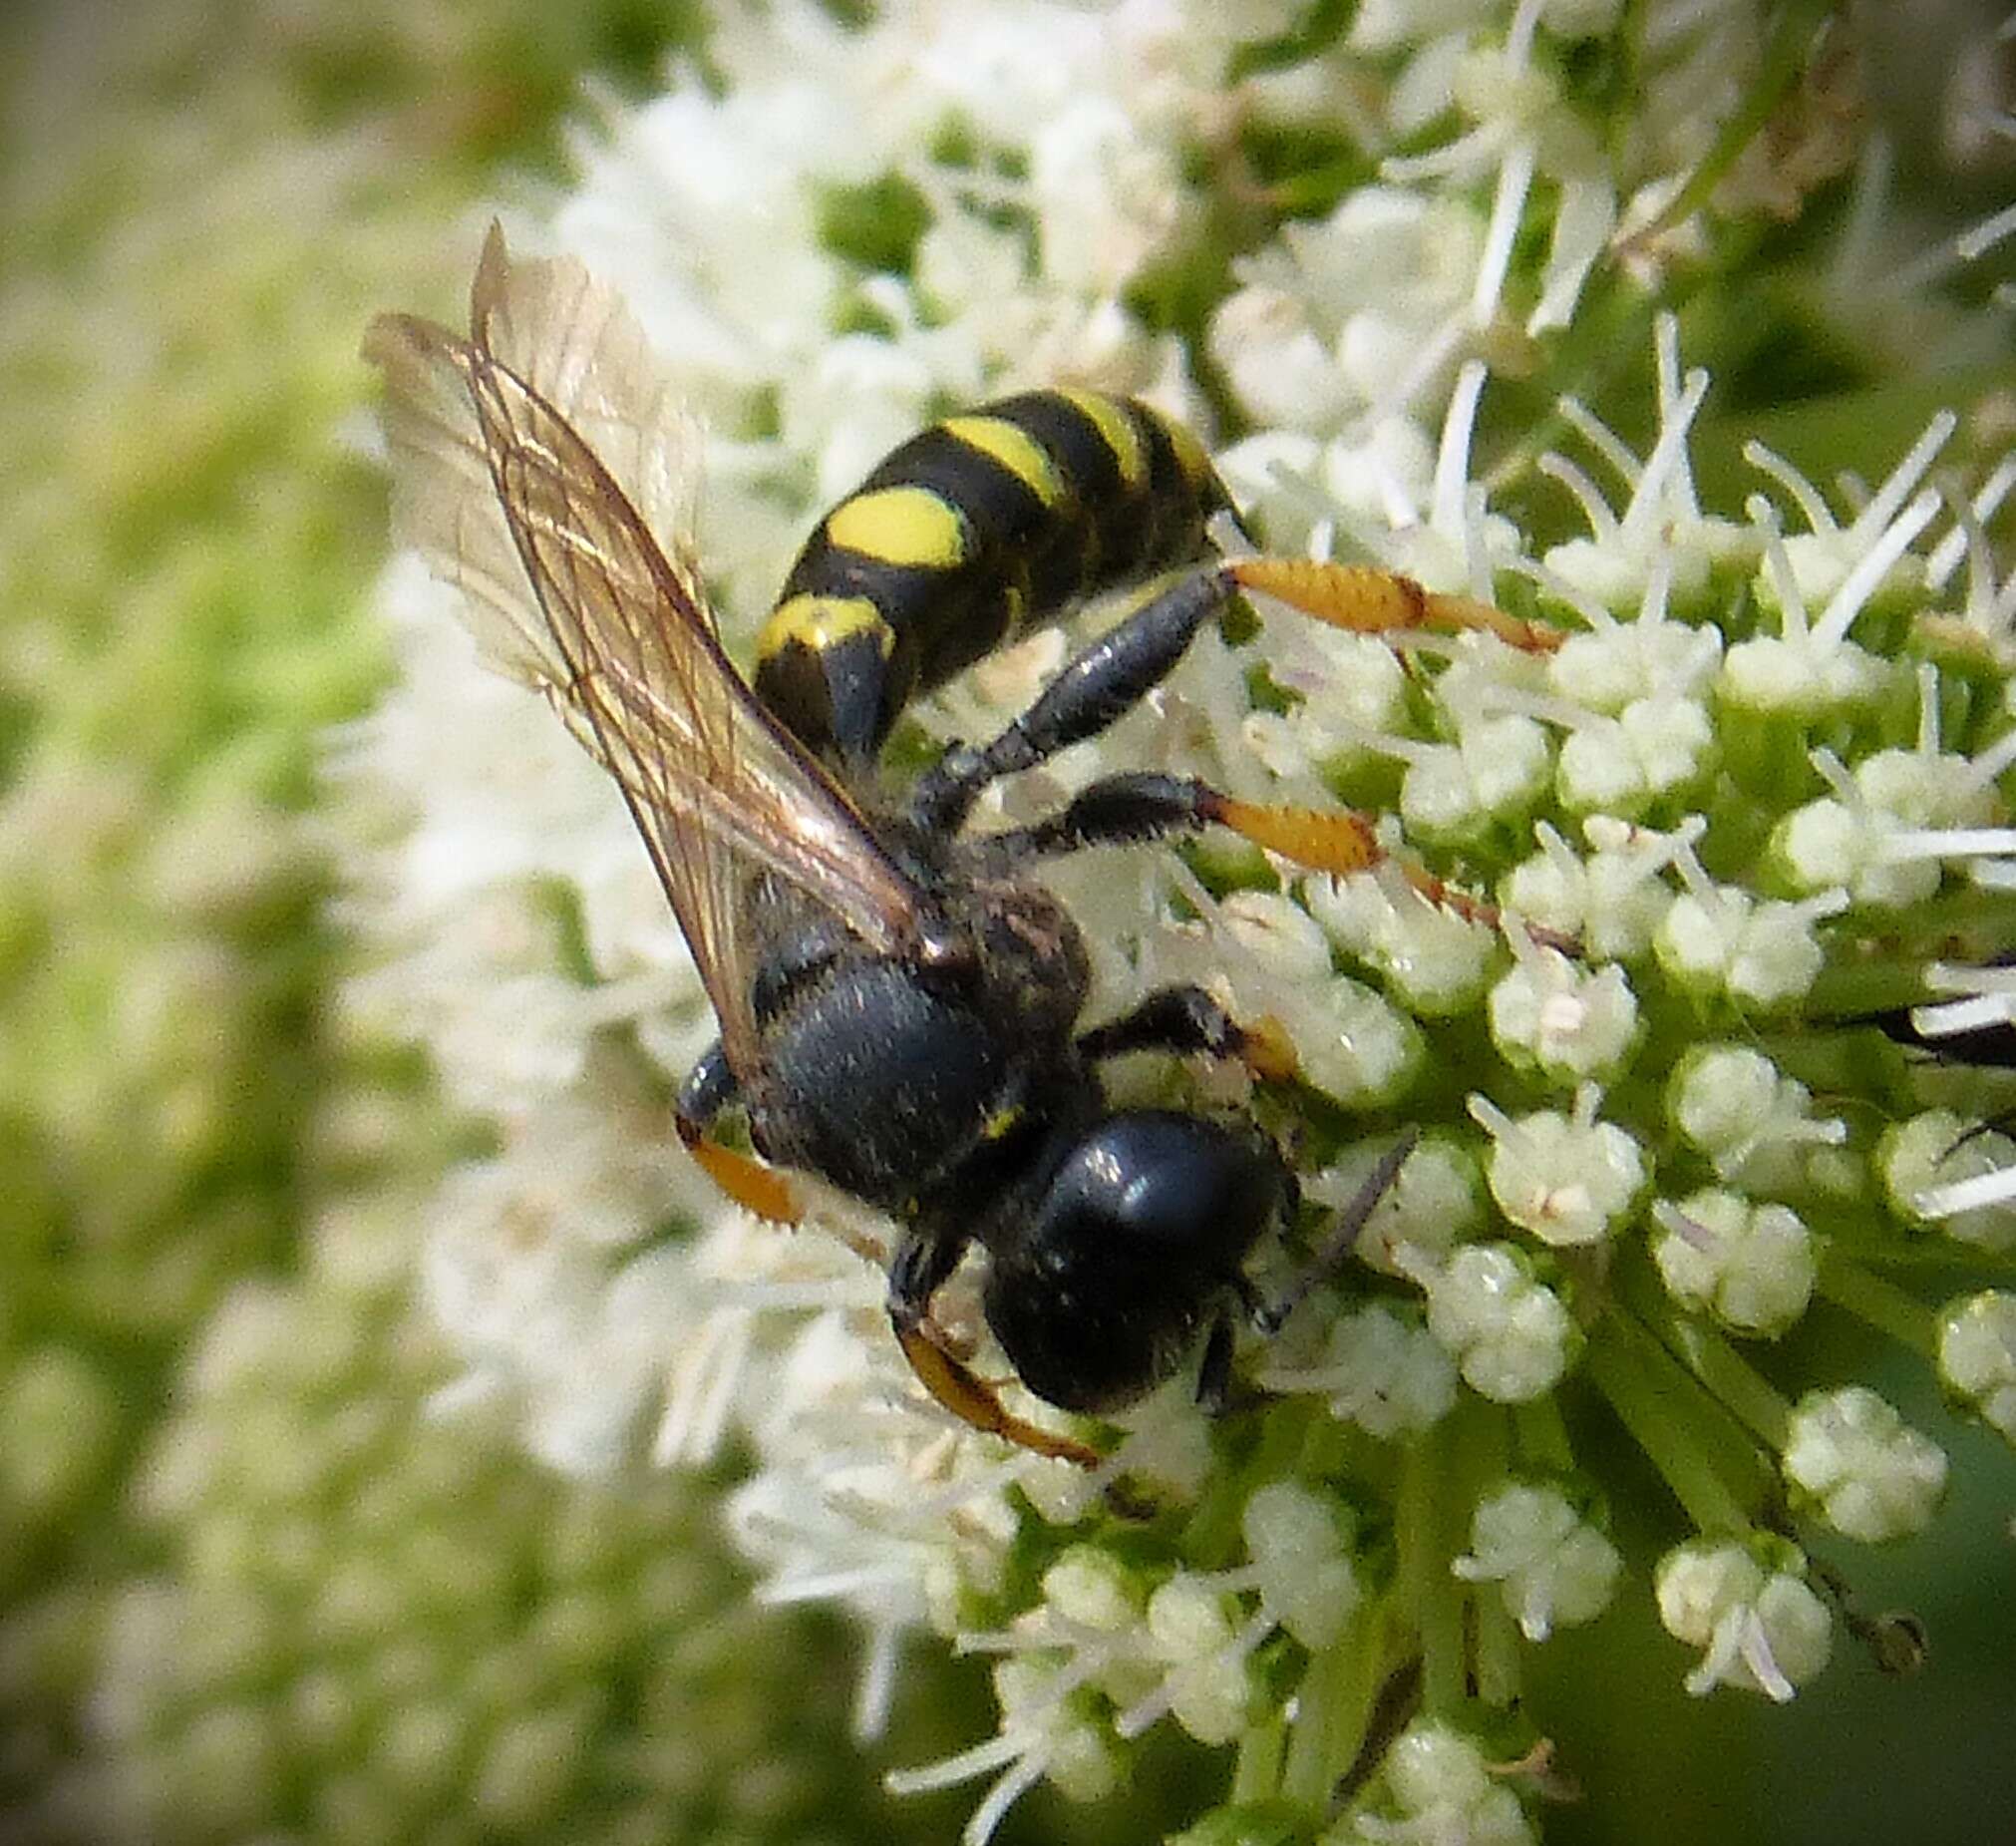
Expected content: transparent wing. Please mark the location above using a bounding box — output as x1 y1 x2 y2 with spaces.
363 224 927 1081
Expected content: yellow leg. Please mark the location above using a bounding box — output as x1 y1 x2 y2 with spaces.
1201 792 1581 955
677 1126 805 1226
1226 556 1563 655
895 1325 1106 1468
1236 1013 1301 1084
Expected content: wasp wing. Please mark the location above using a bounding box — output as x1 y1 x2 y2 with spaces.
363 225 927 1082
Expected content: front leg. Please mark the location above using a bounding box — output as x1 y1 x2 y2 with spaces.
908 566 1235 835
887 1224 1104 1467
1078 982 1298 1085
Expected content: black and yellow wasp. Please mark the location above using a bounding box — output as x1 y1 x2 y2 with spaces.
365 227 1554 1465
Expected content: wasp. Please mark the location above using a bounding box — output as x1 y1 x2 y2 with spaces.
365 227 1559 1466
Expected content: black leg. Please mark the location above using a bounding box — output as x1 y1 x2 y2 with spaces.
1078 983 1254 1065
908 565 1235 834
968 769 1219 871
1194 1311 1238 1415
886 1223 972 1333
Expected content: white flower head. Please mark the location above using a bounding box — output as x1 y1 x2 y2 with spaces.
1655 1538 1833 1700
1421 1244 1577 1402
1650 1189 1817 1339
334 7 2016 1837
1453 1481 1622 1641
1781 1385 1949 1544
1471 1087 1645 1246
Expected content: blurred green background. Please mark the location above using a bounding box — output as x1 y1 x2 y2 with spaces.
1 3 2011 1843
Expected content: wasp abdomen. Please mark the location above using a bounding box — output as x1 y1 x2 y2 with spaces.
753 388 1234 766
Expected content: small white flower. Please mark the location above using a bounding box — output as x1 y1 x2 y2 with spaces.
1746 412 1954 624
1305 869 1497 1017
1308 1133 1484 1277
1487 945 1640 1083
1655 1540 1833 1700
1653 853 1846 1010
1539 317 1753 611
1937 1292 2016 1448
1781 1385 1948 1543
1650 1190 1816 1338
1666 1046 1846 1189
1471 1088 1645 1247
1880 1110 2016 1248
1257 1300 1460 1438
1554 694 1716 817
1453 1482 1621 1640
1332 1718 1536 1846
1421 1244 1576 1402
1145 1574 1258 1745
1500 816 1694 961
1546 595 1723 716
1208 284 1356 433
1775 733 1999 910
1243 1481 1363 1651
1400 715 1553 844
1286 973 1429 1108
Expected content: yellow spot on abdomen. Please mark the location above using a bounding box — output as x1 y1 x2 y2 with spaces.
941 415 1067 507
826 485 969 568
755 592 894 664
1056 388 1147 489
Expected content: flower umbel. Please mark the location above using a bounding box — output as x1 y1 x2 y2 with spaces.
346 3 2016 1841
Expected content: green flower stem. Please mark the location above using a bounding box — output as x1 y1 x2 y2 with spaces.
1397 1421 1467 1718
1512 1395 1576 1473
1232 1711 1288 1806
1583 1315 1759 1536
1278 1601 1384 1812
1815 1251 1939 1358
1471 1582 1523 1709
1615 1257 1793 1451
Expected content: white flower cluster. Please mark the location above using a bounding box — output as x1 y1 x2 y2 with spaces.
343 2 2016 1840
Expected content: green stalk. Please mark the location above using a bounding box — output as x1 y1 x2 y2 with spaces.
1583 1315 1758 1535
1396 1424 1466 1716
1816 1251 1938 1357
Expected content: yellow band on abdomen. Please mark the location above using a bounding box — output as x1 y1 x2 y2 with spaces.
940 415 1068 508
755 592 895 665
826 485 970 568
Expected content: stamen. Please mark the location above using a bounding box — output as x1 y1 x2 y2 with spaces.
1815 487 1941 647
1474 139 1536 328
1745 441 1837 536
1557 395 1641 489
1538 452 1621 541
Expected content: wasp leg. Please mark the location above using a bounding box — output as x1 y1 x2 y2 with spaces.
1077 982 1298 1084
1194 1311 1239 1416
1224 556 1563 655
971 767 1572 950
909 566 1234 833
674 1042 803 1225
887 1226 1105 1467
911 558 1561 836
